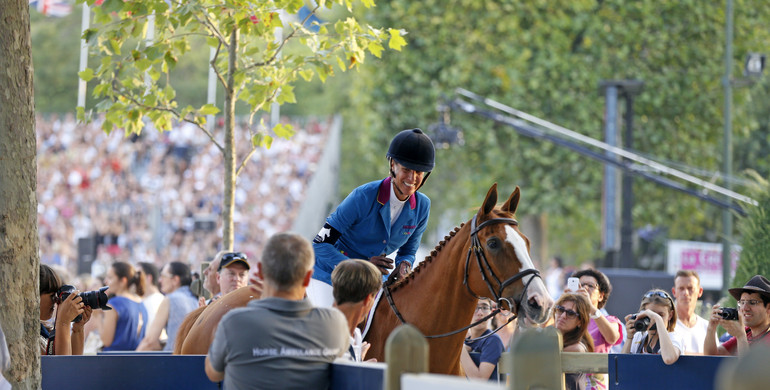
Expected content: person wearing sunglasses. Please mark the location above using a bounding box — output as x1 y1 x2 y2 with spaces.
552 293 594 390
704 275 770 356
216 252 251 297
460 299 505 382
621 289 683 365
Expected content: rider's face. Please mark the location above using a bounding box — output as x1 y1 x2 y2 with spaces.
391 160 425 201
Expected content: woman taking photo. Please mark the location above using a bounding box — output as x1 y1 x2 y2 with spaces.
553 293 594 390
99 262 148 351
621 289 684 364
40 264 92 355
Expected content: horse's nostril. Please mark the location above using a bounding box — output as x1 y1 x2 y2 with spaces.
528 296 541 310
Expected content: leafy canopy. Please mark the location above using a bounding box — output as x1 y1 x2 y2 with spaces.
77 0 406 146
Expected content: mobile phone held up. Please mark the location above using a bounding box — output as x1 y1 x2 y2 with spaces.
567 277 580 293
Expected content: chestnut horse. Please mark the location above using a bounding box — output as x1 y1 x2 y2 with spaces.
174 184 552 375
363 183 553 374
174 282 262 354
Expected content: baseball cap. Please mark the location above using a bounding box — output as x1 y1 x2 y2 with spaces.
218 252 250 271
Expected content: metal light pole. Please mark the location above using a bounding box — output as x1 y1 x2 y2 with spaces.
721 0 733 297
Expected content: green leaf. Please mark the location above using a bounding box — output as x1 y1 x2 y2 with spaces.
252 133 273 149
200 104 220 115
163 85 176 101
78 68 95 82
388 29 407 51
299 69 314 82
273 123 295 139
368 41 384 58
277 85 296 104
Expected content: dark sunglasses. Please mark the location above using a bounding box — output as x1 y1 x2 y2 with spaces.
554 305 579 319
644 290 674 308
223 252 248 262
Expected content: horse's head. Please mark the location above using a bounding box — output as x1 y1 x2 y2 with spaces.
464 183 553 325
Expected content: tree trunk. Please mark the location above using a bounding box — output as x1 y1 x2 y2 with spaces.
222 27 238 251
0 0 41 388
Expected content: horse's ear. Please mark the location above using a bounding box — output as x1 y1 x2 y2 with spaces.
502 186 521 215
481 183 498 216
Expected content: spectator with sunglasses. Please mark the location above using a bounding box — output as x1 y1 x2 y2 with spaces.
460 298 505 381
217 252 251 297
622 289 683 364
704 275 770 356
552 293 594 390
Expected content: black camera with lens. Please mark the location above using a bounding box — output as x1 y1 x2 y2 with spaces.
718 307 739 321
54 285 111 322
631 314 656 332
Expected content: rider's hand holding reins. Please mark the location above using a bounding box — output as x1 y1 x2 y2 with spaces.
369 255 394 275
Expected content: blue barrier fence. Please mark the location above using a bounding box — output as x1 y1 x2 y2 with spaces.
42 354 386 390
42 353 732 390
609 354 731 390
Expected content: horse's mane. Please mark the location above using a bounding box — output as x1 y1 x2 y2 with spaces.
389 206 517 292
389 222 465 292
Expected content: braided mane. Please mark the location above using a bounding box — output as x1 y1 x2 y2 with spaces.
390 222 466 292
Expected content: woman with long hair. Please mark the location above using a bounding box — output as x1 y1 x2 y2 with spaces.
98 262 148 351
622 289 683 365
553 293 594 390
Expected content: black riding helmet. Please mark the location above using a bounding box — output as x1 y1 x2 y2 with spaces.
387 128 435 172
387 128 435 190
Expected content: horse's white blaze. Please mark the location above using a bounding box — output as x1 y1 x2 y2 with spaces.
504 225 550 304
504 225 535 271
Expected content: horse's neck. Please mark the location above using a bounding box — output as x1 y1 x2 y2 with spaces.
388 226 478 333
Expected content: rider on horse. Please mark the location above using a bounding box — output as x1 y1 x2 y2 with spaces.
308 128 436 307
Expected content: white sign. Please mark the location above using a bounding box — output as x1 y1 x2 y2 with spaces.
667 240 740 290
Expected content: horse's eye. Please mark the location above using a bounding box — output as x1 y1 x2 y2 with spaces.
487 238 500 250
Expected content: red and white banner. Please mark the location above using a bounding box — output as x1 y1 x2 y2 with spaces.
667 240 740 290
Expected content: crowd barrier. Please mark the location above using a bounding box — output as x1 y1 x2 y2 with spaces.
41 325 769 390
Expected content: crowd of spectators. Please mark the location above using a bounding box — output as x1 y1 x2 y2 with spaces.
36 113 332 280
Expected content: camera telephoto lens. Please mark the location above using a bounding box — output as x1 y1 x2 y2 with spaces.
56 285 111 322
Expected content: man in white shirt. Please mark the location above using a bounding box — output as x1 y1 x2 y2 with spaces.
671 270 709 354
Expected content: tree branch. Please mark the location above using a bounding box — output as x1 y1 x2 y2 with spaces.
210 41 229 92
109 83 224 152
244 3 322 70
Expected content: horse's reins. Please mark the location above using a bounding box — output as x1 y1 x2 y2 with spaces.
382 215 542 340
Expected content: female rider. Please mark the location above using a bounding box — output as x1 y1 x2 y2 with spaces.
308 128 435 307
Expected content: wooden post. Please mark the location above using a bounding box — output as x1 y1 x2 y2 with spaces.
507 327 564 390
715 344 770 390
384 324 429 390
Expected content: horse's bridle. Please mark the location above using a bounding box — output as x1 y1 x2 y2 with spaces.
381 215 542 339
463 215 541 315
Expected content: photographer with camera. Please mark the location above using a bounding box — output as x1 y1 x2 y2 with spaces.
704 275 770 356
39 264 92 355
621 289 684 365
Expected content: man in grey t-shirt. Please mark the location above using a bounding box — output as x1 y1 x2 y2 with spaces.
205 233 349 390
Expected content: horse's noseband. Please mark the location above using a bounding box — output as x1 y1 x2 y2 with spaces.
463 215 541 315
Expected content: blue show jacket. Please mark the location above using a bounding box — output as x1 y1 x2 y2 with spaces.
312 177 431 285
